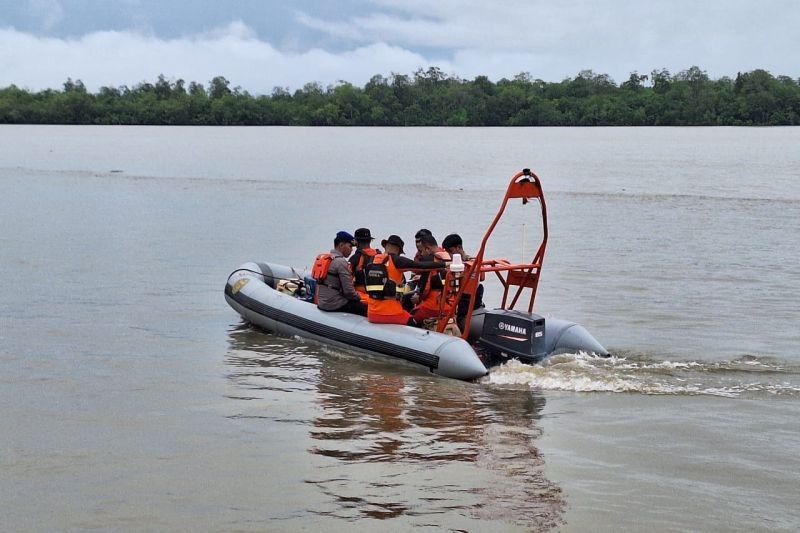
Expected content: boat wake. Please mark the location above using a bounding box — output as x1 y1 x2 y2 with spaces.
485 353 800 397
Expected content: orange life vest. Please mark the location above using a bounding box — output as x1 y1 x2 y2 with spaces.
366 254 407 319
417 250 451 313
460 259 481 296
353 247 378 270
311 253 334 282
352 247 378 297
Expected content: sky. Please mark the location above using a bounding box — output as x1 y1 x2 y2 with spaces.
1 0 799 93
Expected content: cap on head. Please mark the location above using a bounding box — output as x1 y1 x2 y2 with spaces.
442 233 462 250
334 230 356 246
414 228 432 240
381 234 405 254
419 234 437 247
354 227 373 241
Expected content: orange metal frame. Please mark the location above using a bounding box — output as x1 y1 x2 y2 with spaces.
435 168 549 340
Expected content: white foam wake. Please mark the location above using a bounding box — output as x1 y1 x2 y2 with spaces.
484 353 800 397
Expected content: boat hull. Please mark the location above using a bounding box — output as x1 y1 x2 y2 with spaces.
225 262 608 380
225 262 489 380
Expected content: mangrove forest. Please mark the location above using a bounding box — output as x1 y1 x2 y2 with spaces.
1 67 799 126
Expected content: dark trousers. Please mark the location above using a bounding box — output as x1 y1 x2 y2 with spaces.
327 299 368 317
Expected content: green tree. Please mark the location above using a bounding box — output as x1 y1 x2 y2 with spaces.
2 68 800 126
208 76 232 100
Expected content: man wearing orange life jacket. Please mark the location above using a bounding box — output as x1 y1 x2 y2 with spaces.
348 227 380 301
365 234 446 326
412 228 433 261
314 230 367 316
442 233 485 326
409 234 452 323
405 228 446 305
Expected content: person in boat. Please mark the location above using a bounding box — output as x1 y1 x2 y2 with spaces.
442 233 473 261
313 230 367 316
365 234 446 326
409 234 452 324
442 233 485 326
412 228 433 261
349 227 380 301
406 228 446 303
402 228 433 308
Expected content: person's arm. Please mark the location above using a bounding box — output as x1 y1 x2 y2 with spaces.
393 255 445 271
348 250 361 271
335 259 361 301
416 271 432 299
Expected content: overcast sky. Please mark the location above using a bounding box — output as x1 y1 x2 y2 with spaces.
1 0 798 93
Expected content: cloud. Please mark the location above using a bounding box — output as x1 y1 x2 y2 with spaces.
294 0 800 81
0 23 439 93
1 1 799 95
27 0 65 31
199 19 257 40
295 1 649 50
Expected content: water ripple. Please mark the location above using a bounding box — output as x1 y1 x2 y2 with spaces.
486 353 800 397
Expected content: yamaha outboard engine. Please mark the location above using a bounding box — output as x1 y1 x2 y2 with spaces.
473 308 610 365
476 309 548 364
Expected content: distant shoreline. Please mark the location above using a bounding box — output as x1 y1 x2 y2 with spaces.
2 67 798 126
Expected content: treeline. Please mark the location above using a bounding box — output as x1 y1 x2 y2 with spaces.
1 67 799 126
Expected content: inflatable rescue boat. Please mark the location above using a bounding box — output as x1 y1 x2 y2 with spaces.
225 169 608 381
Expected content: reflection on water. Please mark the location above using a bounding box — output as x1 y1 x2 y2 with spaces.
226 322 564 530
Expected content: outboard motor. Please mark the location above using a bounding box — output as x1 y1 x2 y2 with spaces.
476 309 548 364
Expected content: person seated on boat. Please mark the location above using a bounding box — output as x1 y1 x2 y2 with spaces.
409 234 453 323
442 233 473 261
442 233 485 326
400 229 432 310
403 231 448 310
412 228 433 261
314 231 367 316
349 227 380 301
365 234 446 326
406 228 446 299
